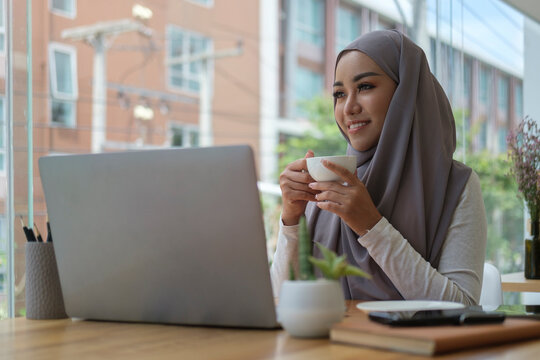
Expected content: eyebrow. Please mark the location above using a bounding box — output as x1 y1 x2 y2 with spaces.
333 72 382 87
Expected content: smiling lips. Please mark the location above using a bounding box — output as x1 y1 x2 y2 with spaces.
348 120 370 133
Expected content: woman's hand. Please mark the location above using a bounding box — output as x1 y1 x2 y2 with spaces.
308 160 382 236
279 150 318 226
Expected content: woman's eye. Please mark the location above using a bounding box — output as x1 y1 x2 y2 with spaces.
333 91 345 99
358 84 374 91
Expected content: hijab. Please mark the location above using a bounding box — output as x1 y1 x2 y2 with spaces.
307 30 472 300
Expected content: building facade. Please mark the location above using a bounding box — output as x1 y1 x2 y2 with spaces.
0 0 261 315
276 0 522 160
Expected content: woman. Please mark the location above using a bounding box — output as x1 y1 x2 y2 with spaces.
271 30 487 305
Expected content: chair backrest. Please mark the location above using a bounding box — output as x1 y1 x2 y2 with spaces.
479 263 503 307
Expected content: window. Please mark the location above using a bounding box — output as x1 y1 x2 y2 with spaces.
498 77 509 112
0 97 4 172
50 0 76 18
375 18 395 31
335 6 360 54
48 43 78 127
514 83 523 119
170 123 199 148
497 127 508 154
463 58 471 101
295 0 324 47
294 67 323 116
0 0 5 53
478 66 491 105
167 26 211 93
479 120 487 150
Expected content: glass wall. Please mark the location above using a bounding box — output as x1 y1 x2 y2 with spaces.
1 0 538 317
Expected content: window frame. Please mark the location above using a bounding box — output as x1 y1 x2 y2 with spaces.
497 76 509 112
169 122 200 148
166 25 212 94
295 0 325 47
49 0 77 19
335 5 360 55
48 42 78 127
294 66 323 117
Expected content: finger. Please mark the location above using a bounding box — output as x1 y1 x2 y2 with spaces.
314 190 348 204
315 200 344 216
287 181 320 195
281 168 315 185
305 150 314 159
286 157 309 172
282 188 317 202
308 181 348 196
322 160 358 184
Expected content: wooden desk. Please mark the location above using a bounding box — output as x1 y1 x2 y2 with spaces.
2 302 540 359
501 272 540 292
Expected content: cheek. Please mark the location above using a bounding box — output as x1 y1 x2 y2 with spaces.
371 95 392 120
334 105 346 131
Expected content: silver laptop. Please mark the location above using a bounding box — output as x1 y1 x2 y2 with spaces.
39 145 278 328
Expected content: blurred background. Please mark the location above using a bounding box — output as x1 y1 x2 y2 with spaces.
1 0 539 317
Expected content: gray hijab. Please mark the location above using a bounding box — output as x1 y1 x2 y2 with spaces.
307 30 472 300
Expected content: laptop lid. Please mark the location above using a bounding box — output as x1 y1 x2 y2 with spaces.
39 145 278 328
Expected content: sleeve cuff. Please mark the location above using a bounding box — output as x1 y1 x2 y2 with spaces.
280 217 300 239
357 216 389 244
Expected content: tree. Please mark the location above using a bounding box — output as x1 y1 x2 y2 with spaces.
455 111 524 274
277 96 346 173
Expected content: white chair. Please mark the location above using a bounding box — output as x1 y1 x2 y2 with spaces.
479 262 503 307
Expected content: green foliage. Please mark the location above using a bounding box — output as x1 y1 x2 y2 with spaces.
297 216 315 280
454 109 524 274
277 96 346 174
288 262 296 281
309 243 371 280
465 151 524 273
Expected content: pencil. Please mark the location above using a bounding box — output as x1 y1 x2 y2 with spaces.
46 218 53 243
19 216 36 242
33 223 44 243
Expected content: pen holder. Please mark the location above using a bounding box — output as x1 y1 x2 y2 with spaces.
25 242 67 319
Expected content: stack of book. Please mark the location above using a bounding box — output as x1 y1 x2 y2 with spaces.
331 312 540 355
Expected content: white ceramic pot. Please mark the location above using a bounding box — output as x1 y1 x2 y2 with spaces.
277 279 345 338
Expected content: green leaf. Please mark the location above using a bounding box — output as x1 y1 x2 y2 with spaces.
314 242 336 263
310 242 371 280
309 256 333 279
344 265 372 279
288 262 296 281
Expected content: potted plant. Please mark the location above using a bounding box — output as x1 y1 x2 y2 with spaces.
276 215 371 338
507 116 540 279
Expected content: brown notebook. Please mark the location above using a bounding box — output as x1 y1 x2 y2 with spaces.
331 314 540 356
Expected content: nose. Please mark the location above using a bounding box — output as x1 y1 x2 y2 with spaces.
344 93 361 115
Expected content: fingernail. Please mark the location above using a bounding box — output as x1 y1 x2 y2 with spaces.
308 183 316 188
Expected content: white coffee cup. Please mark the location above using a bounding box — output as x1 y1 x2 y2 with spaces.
306 155 356 182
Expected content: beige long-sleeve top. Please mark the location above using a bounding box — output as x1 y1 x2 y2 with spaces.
270 172 487 305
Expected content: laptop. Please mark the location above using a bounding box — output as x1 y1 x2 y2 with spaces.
39 145 279 328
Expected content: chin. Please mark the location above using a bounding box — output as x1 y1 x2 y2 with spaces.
350 139 378 152
350 142 372 152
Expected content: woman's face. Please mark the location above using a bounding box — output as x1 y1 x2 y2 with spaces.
333 51 397 152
